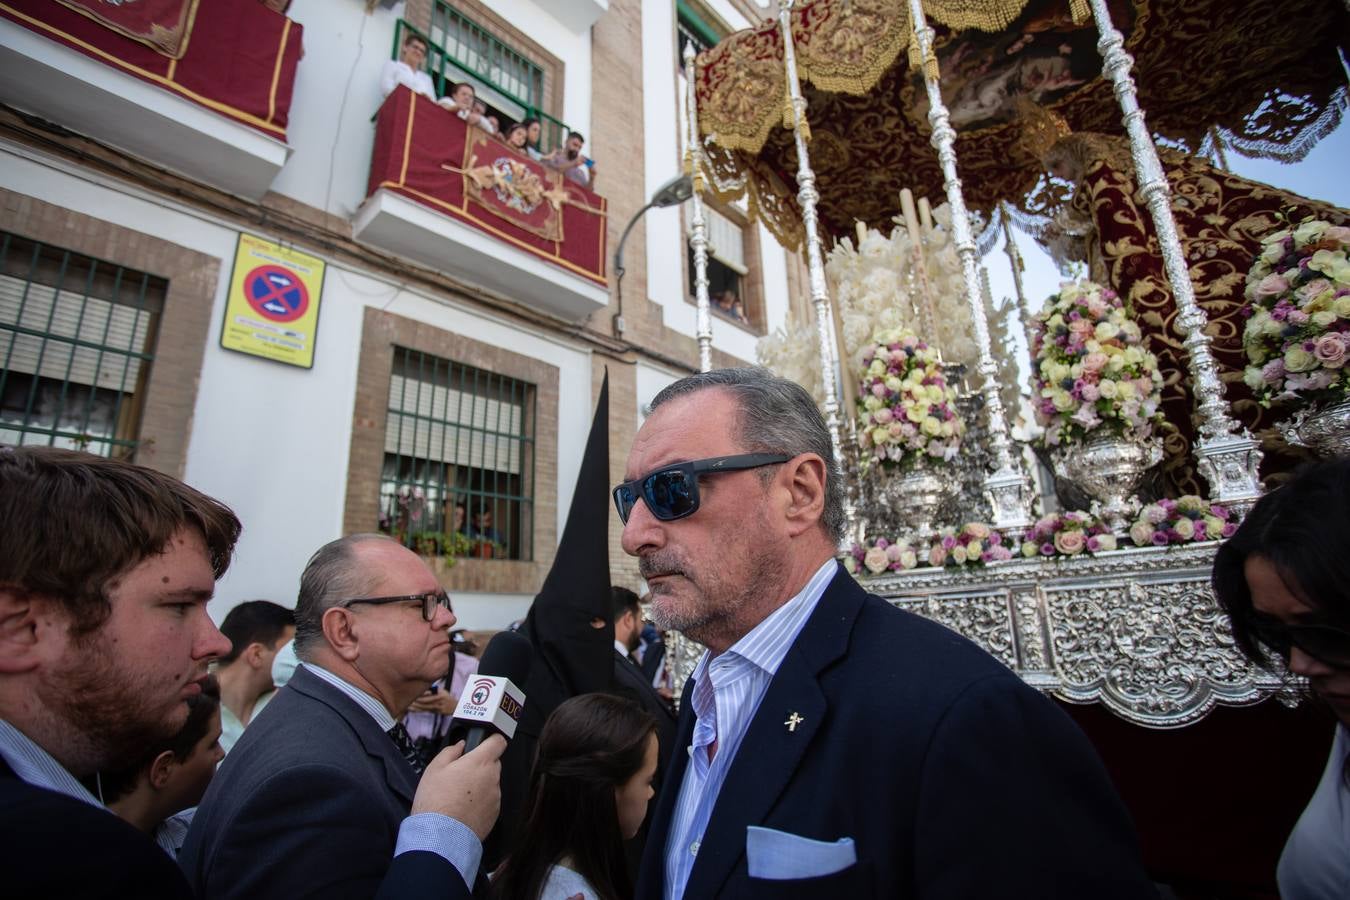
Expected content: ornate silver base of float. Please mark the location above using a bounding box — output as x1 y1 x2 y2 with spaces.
862 460 954 536
1053 434 1162 533
664 542 1298 728
1279 396 1350 458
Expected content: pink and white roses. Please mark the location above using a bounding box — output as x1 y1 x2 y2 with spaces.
1030 281 1164 448
855 327 965 472
1018 511 1116 558
1127 496 1236 547
844 523 1012 574
1241 218 1350 407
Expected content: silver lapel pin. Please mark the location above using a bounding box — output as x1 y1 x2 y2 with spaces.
784 711 804 733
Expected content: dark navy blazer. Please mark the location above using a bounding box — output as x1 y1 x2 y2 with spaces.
634 563 1158 899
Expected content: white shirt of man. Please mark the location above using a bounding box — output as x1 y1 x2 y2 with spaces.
379 59 436 102
458 108 496 134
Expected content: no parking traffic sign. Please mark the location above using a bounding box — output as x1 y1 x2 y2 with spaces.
221 235 325 368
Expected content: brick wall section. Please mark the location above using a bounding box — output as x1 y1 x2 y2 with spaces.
0 189 218 481
404 0 432 31
344 306 559 596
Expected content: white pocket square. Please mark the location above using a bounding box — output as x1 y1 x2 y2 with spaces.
745 826 857 880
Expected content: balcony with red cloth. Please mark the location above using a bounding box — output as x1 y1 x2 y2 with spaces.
355 86 609 323
0 0 302 199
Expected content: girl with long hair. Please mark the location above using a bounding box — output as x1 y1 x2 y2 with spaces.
1212 457 1350 898
493 693 658 900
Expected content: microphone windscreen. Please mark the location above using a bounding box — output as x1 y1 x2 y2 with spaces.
477 629 533 689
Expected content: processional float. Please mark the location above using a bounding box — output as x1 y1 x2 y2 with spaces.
672 0 1350 727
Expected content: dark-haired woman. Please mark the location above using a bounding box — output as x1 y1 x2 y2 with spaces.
493 693 658 900
1213 457 1350 899
505 122 530 153
523 117 544 161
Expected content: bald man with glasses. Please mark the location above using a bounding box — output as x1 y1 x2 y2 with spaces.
180 534 505 900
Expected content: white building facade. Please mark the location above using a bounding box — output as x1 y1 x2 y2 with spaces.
0 0 806 628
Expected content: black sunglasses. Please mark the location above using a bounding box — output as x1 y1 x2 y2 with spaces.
612 453 791 524
1244 613 1350 668
342 590 453 622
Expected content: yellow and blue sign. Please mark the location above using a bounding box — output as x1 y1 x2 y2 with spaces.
221 234 325 368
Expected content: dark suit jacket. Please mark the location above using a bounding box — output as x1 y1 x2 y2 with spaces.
612 648 677 771
635 563 1158 899
178 665 472 900
639 639 666 683
612 647 680 881
0 758 192 900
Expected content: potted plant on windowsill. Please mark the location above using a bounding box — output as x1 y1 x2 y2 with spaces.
442 531 474 568
470 538 506 559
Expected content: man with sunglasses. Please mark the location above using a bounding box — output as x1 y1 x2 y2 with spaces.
181 534 505 900
622 368 1154 900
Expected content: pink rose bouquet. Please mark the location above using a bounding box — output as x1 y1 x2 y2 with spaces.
1127 496 1237 547
844 524 1011 574
1241 218 1350 407
1018 511 1116 559
1030 280 1164 448
855 327 965 473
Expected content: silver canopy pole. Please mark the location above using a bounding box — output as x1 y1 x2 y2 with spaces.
776 0 848 488
1088 0 1262 510
683 42 714 373
907 0 1034 529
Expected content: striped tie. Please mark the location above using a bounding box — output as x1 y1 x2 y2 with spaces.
387 722 426 775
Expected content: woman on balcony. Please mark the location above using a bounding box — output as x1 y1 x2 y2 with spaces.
1213 457 1350 899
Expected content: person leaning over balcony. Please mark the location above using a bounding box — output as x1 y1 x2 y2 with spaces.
523 118 544 161
543 131 596 188
504 122 529 153
446 83 495 133
380 33 437 103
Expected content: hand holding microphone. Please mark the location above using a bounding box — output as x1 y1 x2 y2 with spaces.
447 630 532 753
410 631 533 840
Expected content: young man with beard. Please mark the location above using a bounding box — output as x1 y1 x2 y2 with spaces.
614 368 1158 899
0 446 240 898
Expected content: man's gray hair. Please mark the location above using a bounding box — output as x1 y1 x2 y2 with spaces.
292 533 394 660
648 367 845 543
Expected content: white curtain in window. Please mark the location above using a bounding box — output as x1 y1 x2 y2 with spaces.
384 374 525 475
0 275 153 392
690 206 748 275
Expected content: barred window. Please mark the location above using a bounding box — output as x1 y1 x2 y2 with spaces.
0 232 162 459
378 347 536 561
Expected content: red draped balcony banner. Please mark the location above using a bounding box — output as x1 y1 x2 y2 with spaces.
52 0 197 58
367 86 608 287
0 0 302 139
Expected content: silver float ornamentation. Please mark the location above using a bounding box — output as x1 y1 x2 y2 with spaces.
1052 432 1162 533
1279 396 1350 458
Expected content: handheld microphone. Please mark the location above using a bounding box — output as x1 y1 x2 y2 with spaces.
450 630 532 753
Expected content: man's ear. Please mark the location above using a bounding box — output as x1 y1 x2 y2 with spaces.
321 606 361 662
0 588 49 675
148 750 177 790
244 641 267 670
780 453 827 538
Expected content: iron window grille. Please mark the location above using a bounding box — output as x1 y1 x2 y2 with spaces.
379 346 536 562
0 232 163 459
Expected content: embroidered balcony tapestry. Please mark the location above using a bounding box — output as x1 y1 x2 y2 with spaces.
53 0 198 59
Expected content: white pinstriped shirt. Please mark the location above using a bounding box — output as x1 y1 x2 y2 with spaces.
663 559 837 900
0 717 102 807
3 715 192 858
